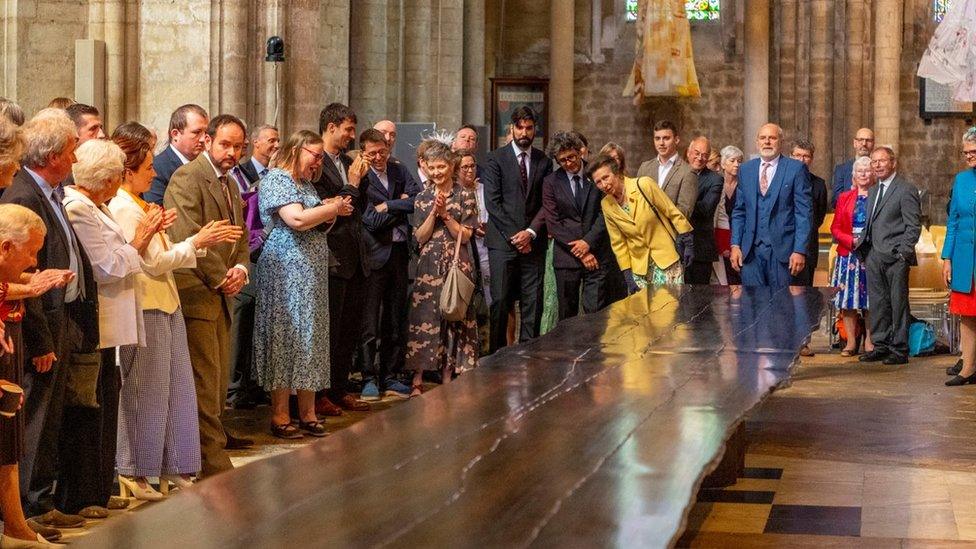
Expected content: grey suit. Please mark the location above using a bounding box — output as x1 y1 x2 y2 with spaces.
635 156 699 219
854 175 921 357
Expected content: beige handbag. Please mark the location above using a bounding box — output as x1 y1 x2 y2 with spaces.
439 230 475 322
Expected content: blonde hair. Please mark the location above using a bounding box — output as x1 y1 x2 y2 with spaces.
0 204 46 245
72 139 126 193
0 119 25 174
271 130 324 182
21 109 76 169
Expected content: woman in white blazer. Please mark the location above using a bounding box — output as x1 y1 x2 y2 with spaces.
106 123 241 500
63 139 162 513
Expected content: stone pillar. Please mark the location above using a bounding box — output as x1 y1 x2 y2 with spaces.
549 0 574 134
216 0 249 120
349 0 389 126
845 0 867 141
463 0 486 125
873 0 902 150
775 0 798 133
743 0 770 156
319 0 351 106
403 0 433 122
809 0 833 177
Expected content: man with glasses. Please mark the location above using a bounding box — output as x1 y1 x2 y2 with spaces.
832 127 875 209
358 128 420 400
540 131 622 320
684 136 723 284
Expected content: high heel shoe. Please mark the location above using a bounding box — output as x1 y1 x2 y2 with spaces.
945 372 976 386
160 474 195 490
118 475 165 501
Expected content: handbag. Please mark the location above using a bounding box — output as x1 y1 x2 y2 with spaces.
64 351 101 409
439 229 475 322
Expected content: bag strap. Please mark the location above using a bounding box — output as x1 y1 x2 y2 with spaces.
451 226 464 265
634 177 678 244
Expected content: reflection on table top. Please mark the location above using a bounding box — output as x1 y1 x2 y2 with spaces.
77 285 828 549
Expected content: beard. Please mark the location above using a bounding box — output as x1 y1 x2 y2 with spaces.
515 135 533 148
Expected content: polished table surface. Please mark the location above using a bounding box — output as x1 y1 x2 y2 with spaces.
78 285 827 549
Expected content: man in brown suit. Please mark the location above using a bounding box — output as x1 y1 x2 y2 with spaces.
164 114 249 477
635 120 698 219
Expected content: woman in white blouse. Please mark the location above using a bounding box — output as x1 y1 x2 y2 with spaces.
63 139 162 512
106 123 240 500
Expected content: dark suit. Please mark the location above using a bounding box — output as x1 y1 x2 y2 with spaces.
360 162 421 386
685 168 723 284
542 168 623 320
854 175 921 357
238 156 265 183
831 159 854 209
792 173 829 286
731 156 812 287
145 145 185 205
0 169 99 514
311 153 369 394
482 143 553 351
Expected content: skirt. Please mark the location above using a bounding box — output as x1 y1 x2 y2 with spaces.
634 260 684 289
831 253 868 310
0 322 24 465
950 278 976 316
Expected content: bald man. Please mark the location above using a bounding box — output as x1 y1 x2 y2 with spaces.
831 127 874 208
730 123 812 287
374 120 398 150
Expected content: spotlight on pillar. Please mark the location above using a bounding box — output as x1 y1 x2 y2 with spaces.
265 36 285 63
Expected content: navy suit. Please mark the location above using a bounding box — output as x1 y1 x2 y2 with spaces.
685 168 723 284
831 159 854 209
360 162 422 385
145 146 184 205
731 155 812 287
792 172 829 286
541 167 623 320
482 143 553 351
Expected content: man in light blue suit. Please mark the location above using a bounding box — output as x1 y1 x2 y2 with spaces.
730 123 812 287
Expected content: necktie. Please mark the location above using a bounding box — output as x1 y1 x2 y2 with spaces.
759 162 770 196
51 186 85 299
572 175 584 210
219 175 236 224
260 168 268 179
518 152 529 195
874 183 886 217
53 183 65 204
231 168 249 193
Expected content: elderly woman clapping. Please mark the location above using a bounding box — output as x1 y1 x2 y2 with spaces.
62 139 164 512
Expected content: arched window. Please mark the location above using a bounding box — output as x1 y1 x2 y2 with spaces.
626 0 721 22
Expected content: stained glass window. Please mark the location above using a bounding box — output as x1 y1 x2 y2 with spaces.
625 0 720 22
934 0 952 22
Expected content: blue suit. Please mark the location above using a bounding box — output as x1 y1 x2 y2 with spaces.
831 159 854 209
144 146 184 205
942 169 976 293
731 155 812 287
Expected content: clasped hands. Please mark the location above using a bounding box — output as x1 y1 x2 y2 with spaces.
568 239 597 270
323 195 354 217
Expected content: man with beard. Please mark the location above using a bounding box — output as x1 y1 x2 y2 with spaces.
730 123 812 287
482 107 553 352
831 127 874 208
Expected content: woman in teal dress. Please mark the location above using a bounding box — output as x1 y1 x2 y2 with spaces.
254 130 353 439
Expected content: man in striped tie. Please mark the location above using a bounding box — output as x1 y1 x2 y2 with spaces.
730 123 813 287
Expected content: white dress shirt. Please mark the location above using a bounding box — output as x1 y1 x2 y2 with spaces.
170 144 191 165
511 141 536 238
326 150 349 186
657 154 678 188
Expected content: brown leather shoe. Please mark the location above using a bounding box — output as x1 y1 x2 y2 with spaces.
339 394 370 412
26 520 61 542
314 396 343 416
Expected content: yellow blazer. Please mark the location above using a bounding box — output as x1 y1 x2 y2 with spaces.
601 176 693 276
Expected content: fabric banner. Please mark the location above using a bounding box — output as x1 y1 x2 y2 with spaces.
623 0 702 101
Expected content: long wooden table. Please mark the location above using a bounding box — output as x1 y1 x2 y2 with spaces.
77 285 827 549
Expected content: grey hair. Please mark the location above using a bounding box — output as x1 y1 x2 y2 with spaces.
21 109 77 169
852 155 872 175
0 98 25 126
0 203 46 245
720 145 744 164
421 138 458 167
872 145 897 159
546 131 584 158
251 124 278 142
72 139 126 193
963 127 976 145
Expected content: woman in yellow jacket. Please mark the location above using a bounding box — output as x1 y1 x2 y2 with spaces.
589 154 694 292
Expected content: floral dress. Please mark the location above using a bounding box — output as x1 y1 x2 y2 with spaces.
831 194 869 310
252 169 331 391
618 201 684 288
406 183 479 373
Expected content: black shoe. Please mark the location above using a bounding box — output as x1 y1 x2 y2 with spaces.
947 359 964 376
882 354 909 365
946 372 976 386
225 432 254 449
859 349 890 362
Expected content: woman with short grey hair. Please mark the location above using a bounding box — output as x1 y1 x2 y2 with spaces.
942 127 976 384
714 145 744 284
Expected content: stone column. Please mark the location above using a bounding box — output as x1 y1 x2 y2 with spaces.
549 0 574 135
349 0 389 126
845 0 867 140
873 0 902 150
216 0 250 120
87 0 125 127
463 0 486 125
809 0 833 177
743 0 770 156
775 0 798 133
403 0 433 122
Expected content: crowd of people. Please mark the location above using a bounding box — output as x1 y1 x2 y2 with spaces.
0 91 973 547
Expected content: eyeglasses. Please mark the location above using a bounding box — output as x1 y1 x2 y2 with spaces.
302 147 325 162
459 164 477 171
556 153 581 165
963 149 976 158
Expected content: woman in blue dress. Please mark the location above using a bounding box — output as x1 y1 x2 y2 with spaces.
254 130 353 439
830 156 875 357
